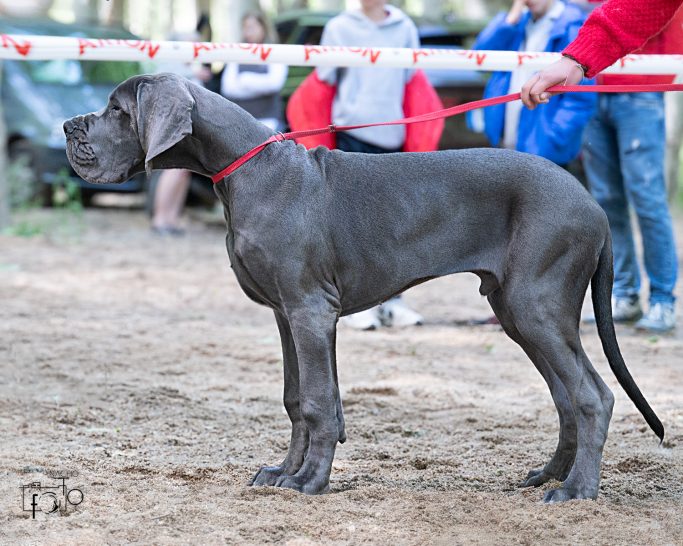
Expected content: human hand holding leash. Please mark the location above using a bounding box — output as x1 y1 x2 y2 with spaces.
521 55 585 109
521 0 683 109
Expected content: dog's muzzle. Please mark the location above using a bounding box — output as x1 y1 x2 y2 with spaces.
63 119 78 135
64 118 96 166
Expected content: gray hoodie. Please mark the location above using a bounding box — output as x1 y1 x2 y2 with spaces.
317 5 419 149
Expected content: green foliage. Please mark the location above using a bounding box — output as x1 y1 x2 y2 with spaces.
4 153 44 238
51 168 84 214
6 154 35 209
4 164 84 241
6 218 44 237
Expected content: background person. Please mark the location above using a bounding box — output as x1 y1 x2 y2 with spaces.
151 20 212 236
579 3 682 332
472 0 596 168
521 0 681 332
152 12 287 235
219 12 287 132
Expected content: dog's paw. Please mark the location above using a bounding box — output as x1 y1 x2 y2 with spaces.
250 465 286 486
521 468 554 488
274 474 330 495
522 457 573 488
543 486 597 503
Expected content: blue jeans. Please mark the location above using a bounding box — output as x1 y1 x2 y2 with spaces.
583 92 677 305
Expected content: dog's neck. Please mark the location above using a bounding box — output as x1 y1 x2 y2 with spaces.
153 85 274 178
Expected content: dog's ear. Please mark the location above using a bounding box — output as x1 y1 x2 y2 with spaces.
136 77 195 175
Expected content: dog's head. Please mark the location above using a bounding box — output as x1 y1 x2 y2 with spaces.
64 73 195 184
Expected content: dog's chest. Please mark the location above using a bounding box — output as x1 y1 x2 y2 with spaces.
224 231 281 309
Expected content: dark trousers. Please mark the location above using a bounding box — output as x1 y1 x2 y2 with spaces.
336 132 402 154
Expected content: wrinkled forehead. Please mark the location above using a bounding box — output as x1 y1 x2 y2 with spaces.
108 76 139 105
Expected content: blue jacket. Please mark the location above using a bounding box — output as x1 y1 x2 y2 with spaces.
473 3 596 165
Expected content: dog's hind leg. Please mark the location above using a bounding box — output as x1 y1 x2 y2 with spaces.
487 290 577 487
274 299 342 494
503 282 614 502
542 346 614 502
250 311 310 486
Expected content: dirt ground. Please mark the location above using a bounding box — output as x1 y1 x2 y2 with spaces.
1 206 682 545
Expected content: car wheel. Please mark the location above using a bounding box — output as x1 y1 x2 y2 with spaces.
8 139 52 207
79 188 95 207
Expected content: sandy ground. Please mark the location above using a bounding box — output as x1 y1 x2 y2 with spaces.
1 207 682 545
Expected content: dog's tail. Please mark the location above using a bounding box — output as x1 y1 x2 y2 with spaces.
592 235 664 442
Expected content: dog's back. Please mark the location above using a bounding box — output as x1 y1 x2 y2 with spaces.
300 146 605 308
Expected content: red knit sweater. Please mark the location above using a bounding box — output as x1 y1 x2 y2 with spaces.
563 0 683 81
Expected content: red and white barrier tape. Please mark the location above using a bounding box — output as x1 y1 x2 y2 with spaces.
1 34 683 75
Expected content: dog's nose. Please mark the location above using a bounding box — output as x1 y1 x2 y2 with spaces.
63 119 77 135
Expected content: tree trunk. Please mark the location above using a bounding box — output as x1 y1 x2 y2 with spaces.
101 0 124 25
196 0 211 17
149 0 173 40
0 62 9 230
453 0 498 18
210 0 258 42
277 0 308 11
421 0 442 22
74 0 99 23
314 0 337 10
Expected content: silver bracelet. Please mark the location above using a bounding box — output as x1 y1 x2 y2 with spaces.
563 54 587 79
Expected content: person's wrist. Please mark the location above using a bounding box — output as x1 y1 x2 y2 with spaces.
506 1 525 24
562 54 588 79
506 9 523 24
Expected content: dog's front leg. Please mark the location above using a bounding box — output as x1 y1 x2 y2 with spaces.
274 301 341 494
250 311 309 486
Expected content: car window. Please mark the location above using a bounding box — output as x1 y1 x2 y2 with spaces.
297 25 324 46
276 20 297 43
27 60 82 84
24 60 141 85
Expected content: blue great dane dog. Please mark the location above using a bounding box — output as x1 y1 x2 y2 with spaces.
64 73 663 502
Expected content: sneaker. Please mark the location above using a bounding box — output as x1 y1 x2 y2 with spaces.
378 297 424 327
470 315 501 326
634 302 676 333
584 296 642 324
340 308 381 330
151 225 186 237
612 297 643 322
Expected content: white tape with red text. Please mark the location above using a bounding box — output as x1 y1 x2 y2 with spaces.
1 34 683 75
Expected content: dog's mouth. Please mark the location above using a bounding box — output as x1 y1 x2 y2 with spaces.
65 132 96 167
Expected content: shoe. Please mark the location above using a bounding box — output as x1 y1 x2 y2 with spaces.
612 296 644 322
151 225 186 237
378 298 424 327
470 315 501 326
584 296 642 324
634 302 676 333
340 308 381 330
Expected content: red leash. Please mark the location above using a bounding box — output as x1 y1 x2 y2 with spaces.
211 83 683 184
